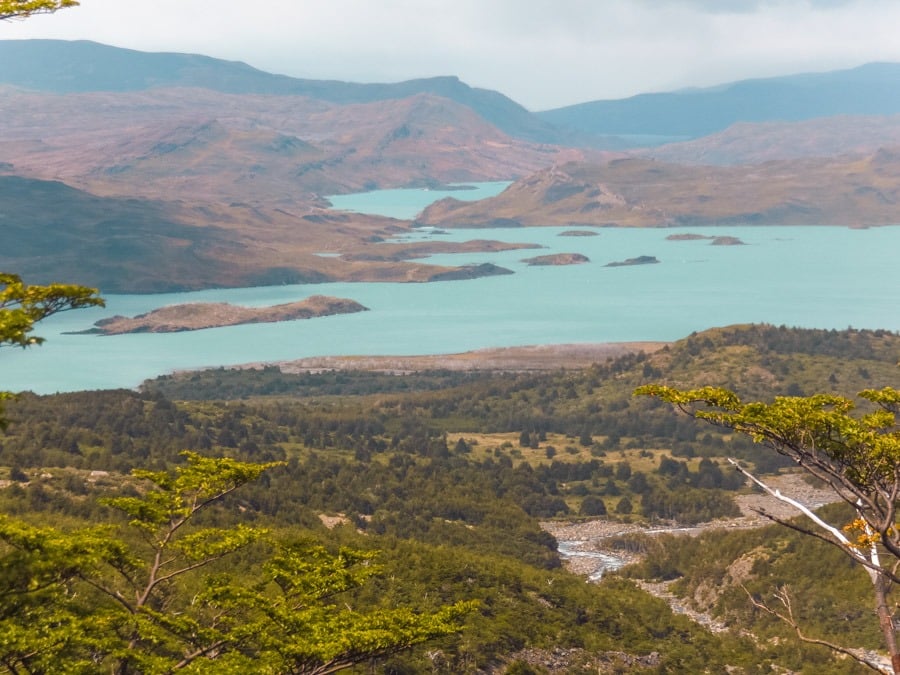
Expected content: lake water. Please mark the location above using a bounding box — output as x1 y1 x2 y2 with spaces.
325 181 511 220
5 183 900 394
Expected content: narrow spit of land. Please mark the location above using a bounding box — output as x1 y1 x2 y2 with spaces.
243 342 669 374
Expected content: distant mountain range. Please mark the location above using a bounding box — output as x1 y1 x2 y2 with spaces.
0 39 565 145
539 63 900 139
6 40 900 147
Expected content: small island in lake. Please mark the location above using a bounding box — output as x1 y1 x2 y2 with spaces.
522 253 590 266
80 296 368 335
666 233 745 245
558 230 599 237
605 255 660 267
666 233 709 241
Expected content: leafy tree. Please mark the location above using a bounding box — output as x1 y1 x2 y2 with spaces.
0 0 77 20
1 273 104 426
615 496 633 515
0 452 474 673
637 383 900 673
579 494 607 517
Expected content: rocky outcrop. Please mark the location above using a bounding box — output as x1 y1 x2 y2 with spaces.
604 255 659 267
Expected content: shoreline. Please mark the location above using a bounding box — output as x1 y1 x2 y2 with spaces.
232 341 670 375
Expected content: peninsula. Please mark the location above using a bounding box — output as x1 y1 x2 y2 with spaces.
82 296 368 335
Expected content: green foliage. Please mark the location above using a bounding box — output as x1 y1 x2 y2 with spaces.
0 454 473 673
0 273 103 427
0 0 77 20
579 494 607 516
0 273 103 350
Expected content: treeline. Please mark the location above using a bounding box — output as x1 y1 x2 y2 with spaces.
681 324 899 361
143 366 497 401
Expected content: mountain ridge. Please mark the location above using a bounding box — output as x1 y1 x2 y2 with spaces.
0 39 565 144
538 61 900 139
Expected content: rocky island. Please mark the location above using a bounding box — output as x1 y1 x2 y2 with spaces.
558 230 599 237
428 263 514 281
605 255 660 267
81 296 368 335
666 233 746 245
522 253 590 266
665 233 709 241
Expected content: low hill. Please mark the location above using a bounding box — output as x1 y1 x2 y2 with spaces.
417 151 900 228
0 175 541 293
0 39 565 144
539 62 900 139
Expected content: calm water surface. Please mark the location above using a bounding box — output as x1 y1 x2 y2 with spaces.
6 183 899 393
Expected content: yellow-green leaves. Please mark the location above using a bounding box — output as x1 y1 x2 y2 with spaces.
0 0 78 20
636 384 899 485
175 524 264 561
0 453 472 672
197 539 477 672
0 273 103 349
1 273 103 428
103 452 283 533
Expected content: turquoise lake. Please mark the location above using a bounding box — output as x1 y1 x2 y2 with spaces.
6 182 900 394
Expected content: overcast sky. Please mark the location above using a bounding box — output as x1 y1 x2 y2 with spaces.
4 0 900 110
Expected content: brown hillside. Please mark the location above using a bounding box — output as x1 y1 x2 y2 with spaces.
643 115 900 165
416 153 900 228
0 175 540 293
0 87 595 204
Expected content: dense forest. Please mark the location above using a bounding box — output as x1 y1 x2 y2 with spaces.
2 324 898 672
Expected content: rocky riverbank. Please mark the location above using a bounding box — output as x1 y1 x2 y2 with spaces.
543 472 839 580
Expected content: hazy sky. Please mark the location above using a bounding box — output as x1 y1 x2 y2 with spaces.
4 0 900 110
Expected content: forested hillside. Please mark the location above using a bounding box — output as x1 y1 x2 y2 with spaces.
2 325 897 672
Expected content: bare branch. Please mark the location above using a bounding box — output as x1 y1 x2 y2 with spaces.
729 459 900 585
742 584 890 674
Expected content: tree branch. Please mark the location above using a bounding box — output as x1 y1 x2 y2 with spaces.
742 584 890 674
728 459 900 584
